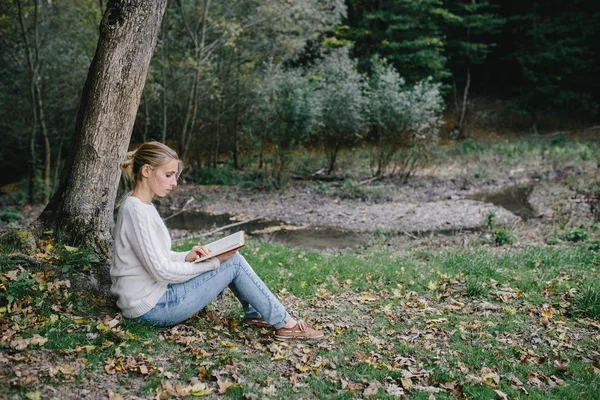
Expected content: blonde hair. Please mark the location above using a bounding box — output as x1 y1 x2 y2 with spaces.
119 141 183 188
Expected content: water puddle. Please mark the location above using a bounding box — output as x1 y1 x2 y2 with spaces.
163 210 365 250
467 184 538 219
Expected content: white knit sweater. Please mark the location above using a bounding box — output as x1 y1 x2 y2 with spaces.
110 196 220 318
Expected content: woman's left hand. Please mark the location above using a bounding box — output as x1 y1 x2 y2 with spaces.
185 246 212 262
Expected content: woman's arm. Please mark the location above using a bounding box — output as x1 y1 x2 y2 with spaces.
125 206 219 283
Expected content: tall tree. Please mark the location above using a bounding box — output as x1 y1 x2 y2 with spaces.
343 0 455 82
444 0 504 138
505 0 598 131
315 47 366 175
16 0 52 203
35 0 168 256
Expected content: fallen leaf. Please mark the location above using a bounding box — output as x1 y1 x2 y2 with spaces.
25 391 42 400
108 392 124 400
364 381 380 396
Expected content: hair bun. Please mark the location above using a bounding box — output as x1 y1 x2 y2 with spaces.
120 159 133 172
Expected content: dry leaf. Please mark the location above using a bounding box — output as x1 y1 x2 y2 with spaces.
364 381 380 396
108 392 124 400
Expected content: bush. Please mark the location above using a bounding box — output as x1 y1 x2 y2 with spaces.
561 227 588 242
493 228 516 246
0 208 23 223
240 169 278 192
460 138 486 154
587 240 600 252
578 282 600 320
365 57 443 179
187 165 241 186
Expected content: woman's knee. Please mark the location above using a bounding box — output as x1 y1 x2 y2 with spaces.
223 252 246 267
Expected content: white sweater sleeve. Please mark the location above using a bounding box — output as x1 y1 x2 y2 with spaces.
169 251 188 262
126 205 220 283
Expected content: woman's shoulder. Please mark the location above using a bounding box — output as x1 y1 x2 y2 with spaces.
119 196 154 217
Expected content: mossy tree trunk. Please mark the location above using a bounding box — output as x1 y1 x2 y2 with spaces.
34 0 168 258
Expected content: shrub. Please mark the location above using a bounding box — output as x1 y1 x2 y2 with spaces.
187 165 241 186
315 47 366 175
578 282 600 320
240 169 278 192
493 228 516 246
485 211 496 230
587 240 600 252
561 227 588 242
460 138 486 154
365 56 443 180
0 208 23 223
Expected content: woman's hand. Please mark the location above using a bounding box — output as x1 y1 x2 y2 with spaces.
185 246 212 262
217 249 238 263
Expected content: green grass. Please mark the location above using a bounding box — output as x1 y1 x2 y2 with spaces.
1 240 600 399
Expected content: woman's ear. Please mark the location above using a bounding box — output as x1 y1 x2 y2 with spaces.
141 164 151 178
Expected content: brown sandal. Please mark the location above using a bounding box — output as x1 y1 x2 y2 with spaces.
274 320 324 340
245 316 272 328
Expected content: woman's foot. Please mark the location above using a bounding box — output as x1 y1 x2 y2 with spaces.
274 319 324 340
245 316 272 328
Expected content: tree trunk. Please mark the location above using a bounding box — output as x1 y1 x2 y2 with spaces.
177 0 210 159
142 91 149 142
17 0 39 204
457 67 471 139
160 28 168 143
35 0 168 257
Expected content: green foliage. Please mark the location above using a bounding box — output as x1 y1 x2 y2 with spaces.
240 169 278 192
343 0 454 82
509 1 599 119
493 228 516 246
587 240 600 252
0 184 28 206
187 165 242 186
0 228 36 253
54 245 100 274
460 138 486 155
0 208 23 223
485 211 496 230
561 227 589 243
578 281 600 320
314 47 366 174
465 278 487 297
250 61 321 188
365 57 443 179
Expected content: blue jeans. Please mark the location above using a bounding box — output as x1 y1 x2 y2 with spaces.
137 253 291 328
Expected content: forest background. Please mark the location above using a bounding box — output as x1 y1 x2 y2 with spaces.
2 2 600 399
1 0 599 200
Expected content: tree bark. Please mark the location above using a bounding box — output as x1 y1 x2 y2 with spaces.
457 67 471 139
35 0 168 257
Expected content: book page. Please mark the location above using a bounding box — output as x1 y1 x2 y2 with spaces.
194 231 245 263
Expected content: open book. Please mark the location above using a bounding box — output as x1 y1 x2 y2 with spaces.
194 231 245 263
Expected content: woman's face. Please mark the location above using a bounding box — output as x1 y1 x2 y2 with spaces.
147 159 179 197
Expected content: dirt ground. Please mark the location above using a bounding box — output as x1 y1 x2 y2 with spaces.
2 145 596 254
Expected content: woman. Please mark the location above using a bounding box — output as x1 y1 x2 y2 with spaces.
110 141 323 340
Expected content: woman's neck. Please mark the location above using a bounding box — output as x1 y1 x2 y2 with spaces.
131 186 153 204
